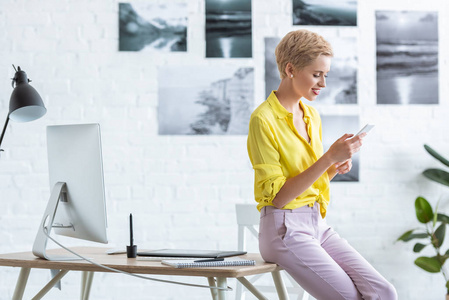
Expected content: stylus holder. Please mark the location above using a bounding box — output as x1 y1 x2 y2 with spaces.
127 245 137 258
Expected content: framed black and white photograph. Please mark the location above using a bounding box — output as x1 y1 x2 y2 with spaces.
264 37 281 99
376 11 438 104
321 115 359 182
265 36 357 104
158 67 254 135
119 2 187 52
205 0 252 58
292 0 357 26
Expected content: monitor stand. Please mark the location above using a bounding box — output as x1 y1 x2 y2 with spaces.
33 182 80 261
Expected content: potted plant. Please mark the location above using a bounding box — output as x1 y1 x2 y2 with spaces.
397 145 449 298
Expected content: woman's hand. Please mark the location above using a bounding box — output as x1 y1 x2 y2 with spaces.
325 133 366 164
334 159 352 175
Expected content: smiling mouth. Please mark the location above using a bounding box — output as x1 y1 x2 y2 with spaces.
312 89 320 95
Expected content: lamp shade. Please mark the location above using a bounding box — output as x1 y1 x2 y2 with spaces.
9 68 46 122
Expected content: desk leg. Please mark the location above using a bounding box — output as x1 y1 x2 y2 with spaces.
236 277 268 300
216 277 228 300
32 269 69 300
81 271 94 300
13 267 31 300
207 277 218 300
81 272 87 300
271 270 290 300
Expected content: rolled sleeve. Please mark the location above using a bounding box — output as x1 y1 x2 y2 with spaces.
253 164 286 206
248 116 286 208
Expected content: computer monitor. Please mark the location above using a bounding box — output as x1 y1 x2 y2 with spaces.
33 123 108 260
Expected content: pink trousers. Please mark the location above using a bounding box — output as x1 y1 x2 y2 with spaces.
259 204 397 300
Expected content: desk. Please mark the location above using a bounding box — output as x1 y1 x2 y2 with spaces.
0 247 289 300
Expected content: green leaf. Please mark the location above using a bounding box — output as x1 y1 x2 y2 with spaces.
397 231 428 242
445 249 449 256
423 169 449 188
434 223 446 248
413 243 428 253
446 280 449 294
424 145 449 168
397 229 414 242
438 213 449 223
415 196 434 223
415 256 442 273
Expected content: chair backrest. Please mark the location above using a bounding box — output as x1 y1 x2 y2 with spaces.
235 204 260 226
235 204 260 251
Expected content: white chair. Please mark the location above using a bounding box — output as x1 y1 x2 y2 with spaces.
235 204 311 300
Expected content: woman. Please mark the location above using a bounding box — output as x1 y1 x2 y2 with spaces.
247 30 397 300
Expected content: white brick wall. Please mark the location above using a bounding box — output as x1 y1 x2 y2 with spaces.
0 0 448 299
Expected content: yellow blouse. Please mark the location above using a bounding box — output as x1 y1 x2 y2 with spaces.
247 91 330 218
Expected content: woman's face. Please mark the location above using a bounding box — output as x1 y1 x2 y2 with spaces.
291 55 331 101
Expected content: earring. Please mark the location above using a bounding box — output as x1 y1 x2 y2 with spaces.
290 74 293 78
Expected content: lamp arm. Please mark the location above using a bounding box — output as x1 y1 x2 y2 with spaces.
0 114 10 152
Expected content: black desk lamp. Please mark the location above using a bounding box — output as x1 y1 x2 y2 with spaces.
0 65 46 153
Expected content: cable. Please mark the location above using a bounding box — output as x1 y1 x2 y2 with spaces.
43 228 232 291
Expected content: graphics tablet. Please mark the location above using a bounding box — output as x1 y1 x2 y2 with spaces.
136 249 247 258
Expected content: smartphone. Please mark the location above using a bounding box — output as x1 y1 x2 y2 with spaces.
355 124 375 137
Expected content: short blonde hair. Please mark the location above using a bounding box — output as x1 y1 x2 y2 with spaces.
275 30 333 79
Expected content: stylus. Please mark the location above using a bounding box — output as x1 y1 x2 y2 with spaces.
130 213 134 247
194 258 225 263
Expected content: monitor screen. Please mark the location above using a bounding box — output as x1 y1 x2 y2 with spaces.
46 123 108 243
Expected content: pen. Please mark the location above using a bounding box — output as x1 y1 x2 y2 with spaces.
194 258 224 263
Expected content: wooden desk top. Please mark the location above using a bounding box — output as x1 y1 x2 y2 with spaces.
0 247 281 278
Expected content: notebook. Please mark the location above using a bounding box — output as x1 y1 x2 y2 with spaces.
137 249 247 258
161 257 256 268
